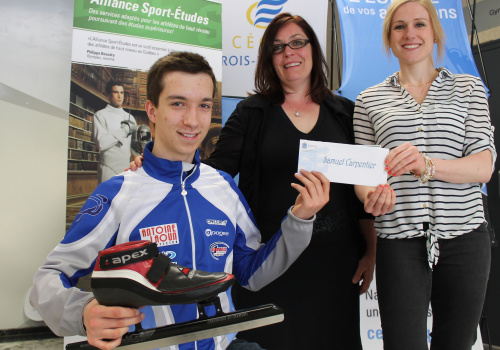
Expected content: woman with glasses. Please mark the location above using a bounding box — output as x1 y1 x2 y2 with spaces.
353 0 496 348
130 12 378 349
205 13 377 349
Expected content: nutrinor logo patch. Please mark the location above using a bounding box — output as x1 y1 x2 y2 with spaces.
140 223 179 247
210 242 230 260
206 219 227 226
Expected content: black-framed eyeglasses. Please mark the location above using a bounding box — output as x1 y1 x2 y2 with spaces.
272 39 309 54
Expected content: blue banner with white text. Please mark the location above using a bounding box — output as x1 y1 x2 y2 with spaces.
335 0 485 102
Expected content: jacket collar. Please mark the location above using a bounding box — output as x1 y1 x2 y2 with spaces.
142 141 201 184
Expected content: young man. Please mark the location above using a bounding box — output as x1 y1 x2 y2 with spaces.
93 80 137 183
30 52 330 350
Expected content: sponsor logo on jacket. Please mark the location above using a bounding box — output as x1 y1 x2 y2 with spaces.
75 194 108 222
205 229 230 237
210 242 230 260
161 251 177 259
140 223 179 247
206 219 227 226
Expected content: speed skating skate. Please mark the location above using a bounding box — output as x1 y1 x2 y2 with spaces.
66 240 283 349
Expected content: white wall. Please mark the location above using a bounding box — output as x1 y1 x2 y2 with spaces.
0 0 73 330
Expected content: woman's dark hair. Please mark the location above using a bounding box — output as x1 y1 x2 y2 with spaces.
254 13 332 104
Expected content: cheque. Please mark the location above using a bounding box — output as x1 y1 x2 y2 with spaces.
297 140 389 187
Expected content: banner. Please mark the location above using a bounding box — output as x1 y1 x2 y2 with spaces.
66 0 222 233
72 0 222 76
222 0 328 97
335 0 485 103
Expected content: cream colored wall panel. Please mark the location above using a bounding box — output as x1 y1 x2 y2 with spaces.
0 96 68 330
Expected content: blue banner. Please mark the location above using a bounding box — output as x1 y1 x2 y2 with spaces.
335 0 484 102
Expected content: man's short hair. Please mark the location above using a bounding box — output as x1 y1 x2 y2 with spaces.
105 80 125 96
147 51 217 107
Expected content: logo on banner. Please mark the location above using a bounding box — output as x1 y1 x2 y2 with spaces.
247 0 288 28
210 242 230 260
140 223 179 247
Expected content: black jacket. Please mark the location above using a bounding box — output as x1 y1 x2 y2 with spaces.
203 93 371 224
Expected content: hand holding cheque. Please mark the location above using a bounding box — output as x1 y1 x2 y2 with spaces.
355 143 426 216
297 140 395 216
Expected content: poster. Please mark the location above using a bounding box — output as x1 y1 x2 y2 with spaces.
66 0 222 230
221 0 328 97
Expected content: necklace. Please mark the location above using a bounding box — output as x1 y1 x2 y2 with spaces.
285 97 309 117
399 70 438 100
398 70 438 88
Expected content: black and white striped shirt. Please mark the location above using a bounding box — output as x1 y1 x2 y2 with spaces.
353 68 496 267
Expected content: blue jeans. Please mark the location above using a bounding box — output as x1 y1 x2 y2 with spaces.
376 223 491 350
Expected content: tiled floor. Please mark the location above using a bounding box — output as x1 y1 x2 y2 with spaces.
0 338 63 350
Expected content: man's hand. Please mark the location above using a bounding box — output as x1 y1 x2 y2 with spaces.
290 170 330 220
83 299 145 350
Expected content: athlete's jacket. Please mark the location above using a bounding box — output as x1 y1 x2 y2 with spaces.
30 142 315 350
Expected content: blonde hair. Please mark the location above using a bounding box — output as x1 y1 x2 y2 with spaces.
382 0 445 60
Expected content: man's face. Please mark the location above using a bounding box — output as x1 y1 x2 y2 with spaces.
108 85 125 108
145 71 213 163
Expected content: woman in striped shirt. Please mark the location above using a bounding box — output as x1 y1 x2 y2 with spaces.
353 0 496 349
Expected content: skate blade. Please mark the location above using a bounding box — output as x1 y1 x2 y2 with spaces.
66 303 283 350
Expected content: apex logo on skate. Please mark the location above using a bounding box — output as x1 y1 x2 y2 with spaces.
140 223 179 247
121 329 155 344
104 249 148 267
209 242 230 260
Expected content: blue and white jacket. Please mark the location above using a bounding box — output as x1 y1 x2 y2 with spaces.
30 142 315 350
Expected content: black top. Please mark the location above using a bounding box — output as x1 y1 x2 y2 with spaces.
204 94 366 349
259 103 359 244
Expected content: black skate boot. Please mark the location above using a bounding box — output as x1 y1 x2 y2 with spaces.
91 240 234 308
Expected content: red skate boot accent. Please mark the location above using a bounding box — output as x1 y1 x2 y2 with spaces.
91 240 234 308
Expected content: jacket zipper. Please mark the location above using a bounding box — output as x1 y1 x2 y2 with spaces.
181 165 198 271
